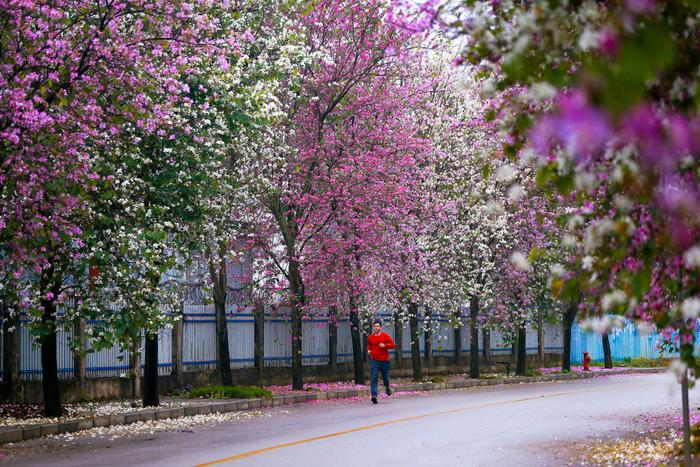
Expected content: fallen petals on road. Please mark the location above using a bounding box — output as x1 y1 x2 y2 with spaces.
265 381 367 396
0 400 204 428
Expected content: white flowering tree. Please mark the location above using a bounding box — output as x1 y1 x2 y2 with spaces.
79 1 311 405
420 62 514 378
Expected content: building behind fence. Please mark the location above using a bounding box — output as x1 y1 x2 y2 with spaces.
0 307 682 381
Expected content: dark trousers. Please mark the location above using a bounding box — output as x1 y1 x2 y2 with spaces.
370 359 390 397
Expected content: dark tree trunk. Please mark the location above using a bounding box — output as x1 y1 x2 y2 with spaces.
290 303 303 390
349 299 364 384
482 328 491 365
214 298 232 386
39 324 62 416
362 322 368 362
288 256 305 390
516 324 527 375
271 196 305 390
73 318 86 398
602 333 613 369
172 307 184 387
142 332 159 407
209 256 232 386
409 302 422 381
2 304 20 400
328 307 337 372
129 338 141 399
39 271 62 417
394 309 403 367
469 296 480 379
254 303 265 376
454 324 462 365
562 301 578 372
538 317 546 363
424 308 432 367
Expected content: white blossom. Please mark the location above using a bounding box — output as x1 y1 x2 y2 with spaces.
510 252 531 271
681 297 700 320
683 246 700 269
601 290 626 311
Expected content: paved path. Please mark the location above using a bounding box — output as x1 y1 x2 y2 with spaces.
5 373 695 466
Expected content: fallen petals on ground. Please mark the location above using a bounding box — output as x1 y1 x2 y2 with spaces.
265 381 367 396
562 407 700 465
537 366 626 374
306 390 429 405
0 399 205 427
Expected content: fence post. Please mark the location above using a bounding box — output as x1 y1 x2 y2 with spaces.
72 318 86 397
172 305 184 387
254 303 265 377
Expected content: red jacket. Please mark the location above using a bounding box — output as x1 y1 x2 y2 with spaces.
367 332 396 361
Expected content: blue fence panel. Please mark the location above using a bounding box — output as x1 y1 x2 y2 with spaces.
569 320 697 364
5 310 694 381
336 320 353 363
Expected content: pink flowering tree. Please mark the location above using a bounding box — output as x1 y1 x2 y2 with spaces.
246 0 429 389
0 0 256 414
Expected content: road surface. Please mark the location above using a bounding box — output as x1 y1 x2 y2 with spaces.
4 373 695 466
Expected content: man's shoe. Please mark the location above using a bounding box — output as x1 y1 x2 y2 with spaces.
371 397 378 404
386 387 392 396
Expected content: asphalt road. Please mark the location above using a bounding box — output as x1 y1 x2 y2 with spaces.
5 373 695 467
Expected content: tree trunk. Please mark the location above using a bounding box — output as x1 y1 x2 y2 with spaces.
288 258 304 390
538 315 546 363
362 321 370 362
129 338 141 399
214 298 232 386
209 256 232 387
328 307 337 372
482 328 491 365
349 299 364 384
39 274 62 417
454 324 462 365
516 324 527 375
142 332 159 407
469 296 480 379
254 303 265 377
409 302 422 381
562 301 578 372
424 308 432 367
73 318 86 398
2 306 20 401
394 309 403 367
602 333 613 369
172 311 184 388
271 196 305 390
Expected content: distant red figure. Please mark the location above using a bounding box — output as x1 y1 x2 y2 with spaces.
583 352 592 371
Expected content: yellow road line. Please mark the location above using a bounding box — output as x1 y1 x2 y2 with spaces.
195 381 655 466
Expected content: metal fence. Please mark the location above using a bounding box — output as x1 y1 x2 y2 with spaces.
569 321 683 364
0 309 682 380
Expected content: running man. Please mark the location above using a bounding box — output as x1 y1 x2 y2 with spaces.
367 319 396 404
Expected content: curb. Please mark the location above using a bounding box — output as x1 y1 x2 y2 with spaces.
0 367 665 445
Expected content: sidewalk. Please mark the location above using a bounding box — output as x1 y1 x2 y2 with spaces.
0 367 664 445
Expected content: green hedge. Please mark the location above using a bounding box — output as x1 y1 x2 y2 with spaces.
187 385 272 400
